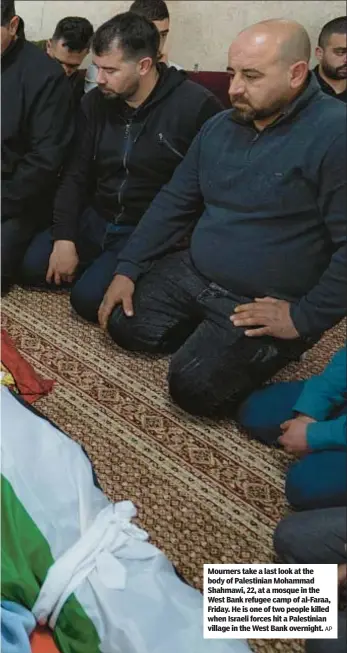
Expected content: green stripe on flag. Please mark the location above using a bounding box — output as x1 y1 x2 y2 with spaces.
1 475 100 652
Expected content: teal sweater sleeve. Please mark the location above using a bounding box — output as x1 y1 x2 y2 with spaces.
306 416 347 450
294 347 346 420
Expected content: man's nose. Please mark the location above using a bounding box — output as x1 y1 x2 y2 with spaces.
96 68 106 84
228 73 245 97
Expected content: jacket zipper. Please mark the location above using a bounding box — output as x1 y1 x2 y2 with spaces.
247 129 268 161
116 121 132 221
247 113 285 161
158 133 184 159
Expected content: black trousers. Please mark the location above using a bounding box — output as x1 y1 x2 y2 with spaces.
109 251 314 416
1 208 50 294
274 507 347 653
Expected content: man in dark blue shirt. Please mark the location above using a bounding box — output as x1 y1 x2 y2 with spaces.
98 19 346 418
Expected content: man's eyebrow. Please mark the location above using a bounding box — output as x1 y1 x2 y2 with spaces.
242 68 263 74
97 66 118 72
226 66 263 74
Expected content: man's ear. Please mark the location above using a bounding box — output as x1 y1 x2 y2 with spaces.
290 60 309 89
138 56 153 76
46 39 52 54
315 46 323 63
9 15 19 37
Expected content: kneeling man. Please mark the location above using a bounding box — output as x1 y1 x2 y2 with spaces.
99 19 346 417
20 12 221 321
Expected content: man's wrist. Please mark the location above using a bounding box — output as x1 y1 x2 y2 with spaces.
53 239 76 247
295 413 317 424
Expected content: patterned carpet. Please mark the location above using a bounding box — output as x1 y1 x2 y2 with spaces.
2 286 345 653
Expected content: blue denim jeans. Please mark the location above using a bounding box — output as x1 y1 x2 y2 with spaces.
237 380 306 444
20 207 134 322
237 380 347 510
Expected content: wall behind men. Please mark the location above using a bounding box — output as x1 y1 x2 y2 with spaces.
16 0 346 70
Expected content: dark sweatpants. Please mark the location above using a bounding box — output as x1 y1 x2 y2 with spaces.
1 215 43 293
20 207 134 323
274 507 347 653
109 250 314 416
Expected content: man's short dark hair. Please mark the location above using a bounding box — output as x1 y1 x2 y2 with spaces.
129 0 169 22
1 0 15 26
318 16 347 49
52 16 94 52
92 12 160 63
17 15 25 38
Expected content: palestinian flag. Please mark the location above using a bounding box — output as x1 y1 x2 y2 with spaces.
1 387 250 653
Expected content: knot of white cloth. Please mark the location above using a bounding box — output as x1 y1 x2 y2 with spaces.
32 501 157 629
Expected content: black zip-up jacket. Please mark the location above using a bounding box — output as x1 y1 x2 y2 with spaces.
314 66 347 104
52 64 223 241
68 70 86 108
1 38 74 221
116 74 346 338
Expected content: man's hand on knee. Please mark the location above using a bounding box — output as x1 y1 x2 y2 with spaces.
230 296 299 339
98 275 135 330
46 240 79 285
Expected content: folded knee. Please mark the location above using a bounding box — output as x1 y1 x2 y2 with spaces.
273 517 297 562
18 232 52 287
107 309 148 351
19 251 46 286
285 463 307 510
70 282 99 323
237 391 269 429
168 357 217 416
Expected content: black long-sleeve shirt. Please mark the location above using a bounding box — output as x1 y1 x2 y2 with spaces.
314 66 347 104
1 38 74 220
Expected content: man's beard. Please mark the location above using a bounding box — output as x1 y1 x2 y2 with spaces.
321 59 347 80
99 79 140 101
230 97 285 123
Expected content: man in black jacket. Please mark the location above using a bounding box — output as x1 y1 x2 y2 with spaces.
46 16 94 107
314 16 347 103
20 12 222 322
97 19 346 418
1 0 74 293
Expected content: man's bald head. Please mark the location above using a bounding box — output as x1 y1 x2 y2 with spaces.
227 19 311 129
238 19 311 65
